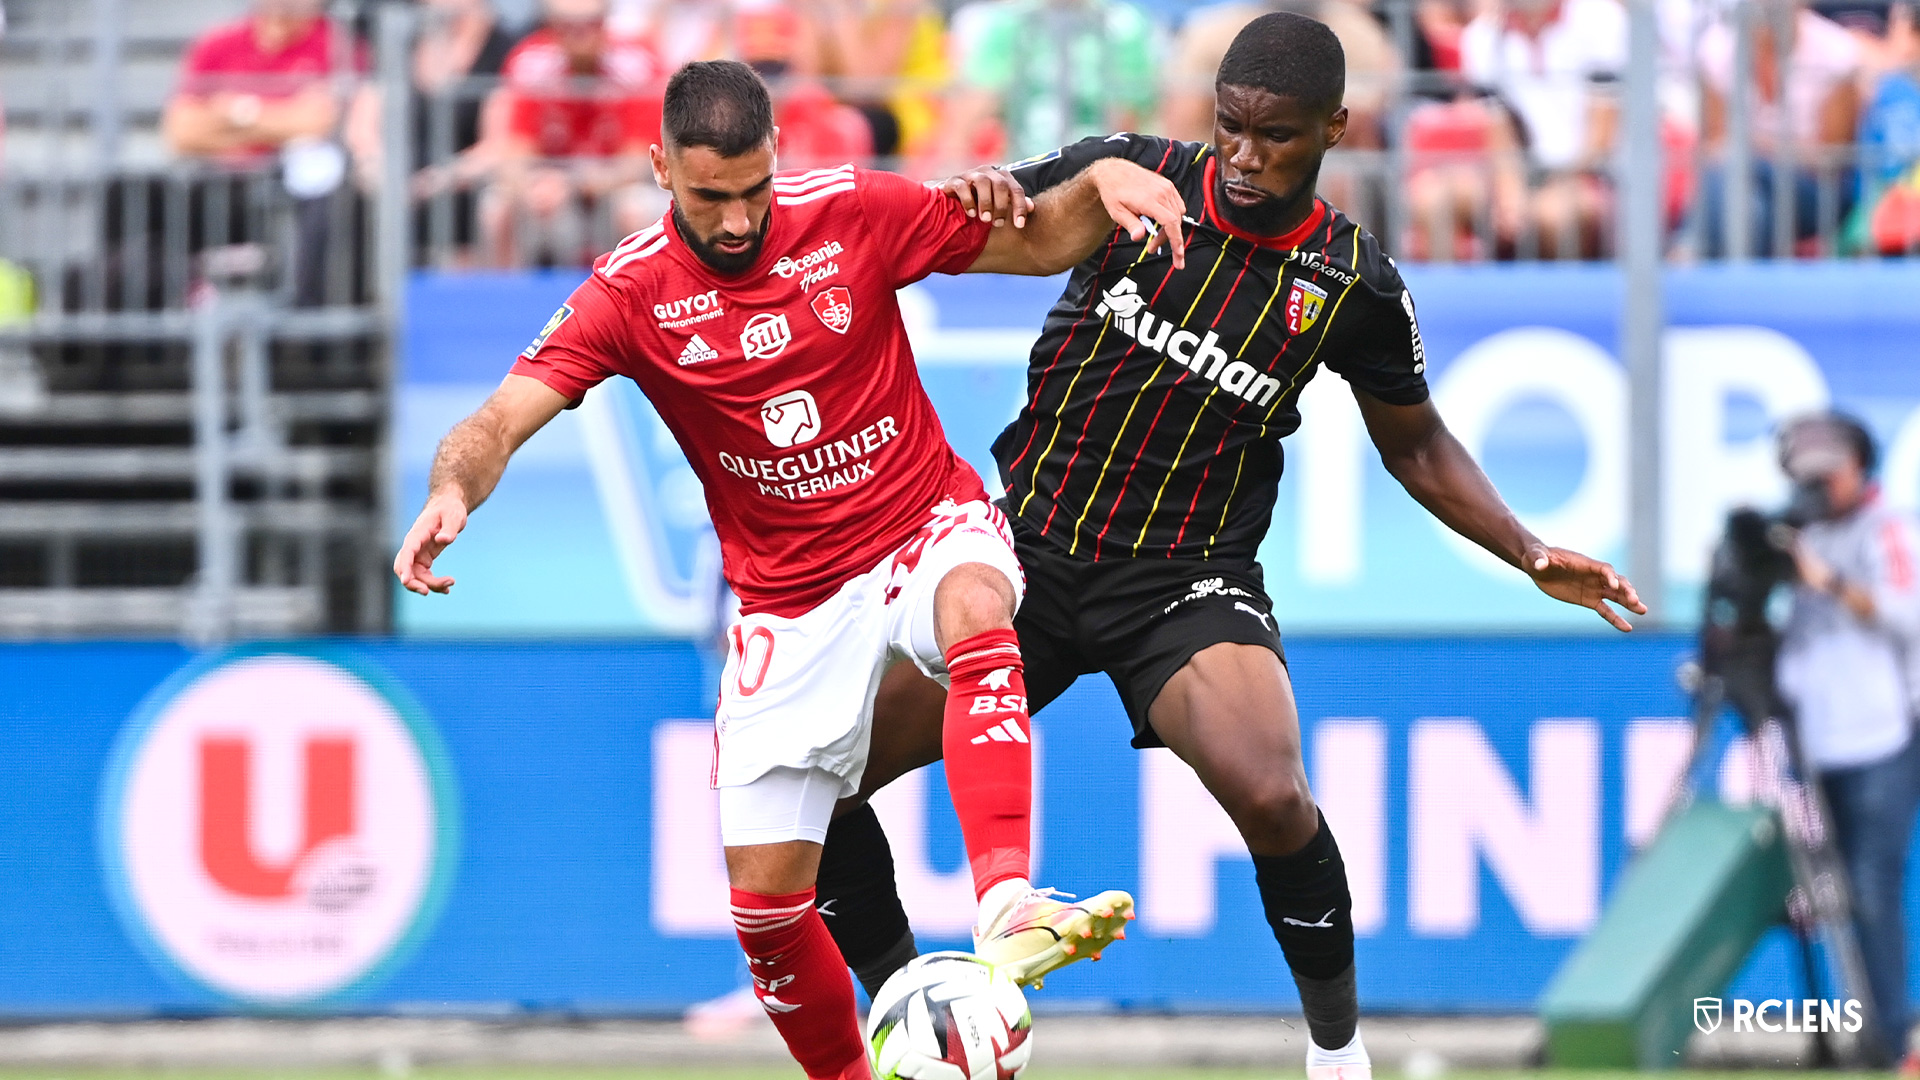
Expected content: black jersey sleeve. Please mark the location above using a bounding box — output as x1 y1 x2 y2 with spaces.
1002 132 1189 196
1321 251 1431 406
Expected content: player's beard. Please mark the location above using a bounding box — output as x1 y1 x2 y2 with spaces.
1214 164 1321 237
675 205 771 275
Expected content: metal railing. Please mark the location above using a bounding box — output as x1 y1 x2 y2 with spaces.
0 298 389 638
0 164 372 313
383 16 1917 268
0 1 398 639
2 0 1913 276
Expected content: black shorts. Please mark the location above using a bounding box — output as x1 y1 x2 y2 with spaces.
1008 514 1287 748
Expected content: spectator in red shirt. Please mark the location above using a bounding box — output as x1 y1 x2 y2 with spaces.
163 0 351 161
163 0 362 305
480 0 667 266
731 0 875 170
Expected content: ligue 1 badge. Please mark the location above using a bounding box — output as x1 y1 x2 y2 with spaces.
811 286 853 335
520 303 573 359
1286 279 1328 336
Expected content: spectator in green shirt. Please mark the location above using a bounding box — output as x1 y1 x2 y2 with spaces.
944 0 1160 167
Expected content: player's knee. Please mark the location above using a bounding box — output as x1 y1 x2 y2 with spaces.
724 840 822 896
933 562 1016 645
1231 771 1317 841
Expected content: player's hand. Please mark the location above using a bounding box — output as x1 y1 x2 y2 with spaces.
1522 543 1647 632
394 488 469 596
942 167 1035 228
1086 158 1187 268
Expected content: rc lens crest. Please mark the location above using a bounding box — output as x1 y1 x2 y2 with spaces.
1286 279 1328 335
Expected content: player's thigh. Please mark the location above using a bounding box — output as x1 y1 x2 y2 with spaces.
851 661 949 804
1014 602 1085 717
888 500 1026 678
721 765 841 894
1004 521 1090 716
714 601 889 795
841 572 1085 813
847 606 1085 809
1146 643 1318 856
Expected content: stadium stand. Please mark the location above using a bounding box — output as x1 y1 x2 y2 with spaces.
0 0 390 637
0 0 1912 639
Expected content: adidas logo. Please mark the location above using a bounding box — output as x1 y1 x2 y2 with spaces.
970 718 1028 745
676 334 720 366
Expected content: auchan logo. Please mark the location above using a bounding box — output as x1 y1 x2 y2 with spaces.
1093 276 1283 408
101 651 456 1004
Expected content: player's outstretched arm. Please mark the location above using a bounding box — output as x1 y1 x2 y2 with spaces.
963 157 1187 275
1355 392 1647 631
394 373 569 596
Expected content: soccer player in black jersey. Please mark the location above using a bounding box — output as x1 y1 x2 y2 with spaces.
815 13 1646 1078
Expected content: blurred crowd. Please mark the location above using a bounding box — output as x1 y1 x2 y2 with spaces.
154 0 1920 266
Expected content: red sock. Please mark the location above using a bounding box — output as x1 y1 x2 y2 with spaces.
942 628 1034 898
731 887 867 1080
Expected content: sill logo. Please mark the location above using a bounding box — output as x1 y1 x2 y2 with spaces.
100 649 457 1005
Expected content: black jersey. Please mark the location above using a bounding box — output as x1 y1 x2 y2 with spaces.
992 133 1430 564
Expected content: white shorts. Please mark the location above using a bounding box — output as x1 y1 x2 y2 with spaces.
718 766 845 847
713 498 1024 848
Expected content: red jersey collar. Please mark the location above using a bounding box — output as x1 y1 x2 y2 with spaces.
1202 158 1326 251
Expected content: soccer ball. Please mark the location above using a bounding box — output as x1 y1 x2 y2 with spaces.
865 951 1033 1080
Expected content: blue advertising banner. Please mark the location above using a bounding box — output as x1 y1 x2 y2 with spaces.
0 636 1896 1014
397 262 1920 635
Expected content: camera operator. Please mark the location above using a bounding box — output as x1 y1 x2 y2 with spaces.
1775 412 1920 1068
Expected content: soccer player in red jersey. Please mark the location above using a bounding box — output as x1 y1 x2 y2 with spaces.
395 61 1187 1080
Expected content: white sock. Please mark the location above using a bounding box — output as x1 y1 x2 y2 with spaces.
1305 1029 1369 1067
975 877 1032 933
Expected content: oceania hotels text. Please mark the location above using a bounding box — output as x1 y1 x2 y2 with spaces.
718 415 899 500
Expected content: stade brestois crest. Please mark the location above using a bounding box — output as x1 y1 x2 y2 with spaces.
99 648 457 1004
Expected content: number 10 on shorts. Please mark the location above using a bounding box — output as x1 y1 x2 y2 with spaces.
729 624 775 696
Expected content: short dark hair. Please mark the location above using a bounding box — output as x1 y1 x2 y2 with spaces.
662 60 775 156
1217 11 1346 114
1779 411 1879 477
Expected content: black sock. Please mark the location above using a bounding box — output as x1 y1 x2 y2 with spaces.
851 928 919 1000
1252 810 1358 1050
1293 964 1358 1052
816 802 918 998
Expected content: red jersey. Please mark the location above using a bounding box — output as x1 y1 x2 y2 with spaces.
178 17 360 99
176 17 364 159
501 29 664 158
510 165 993 616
